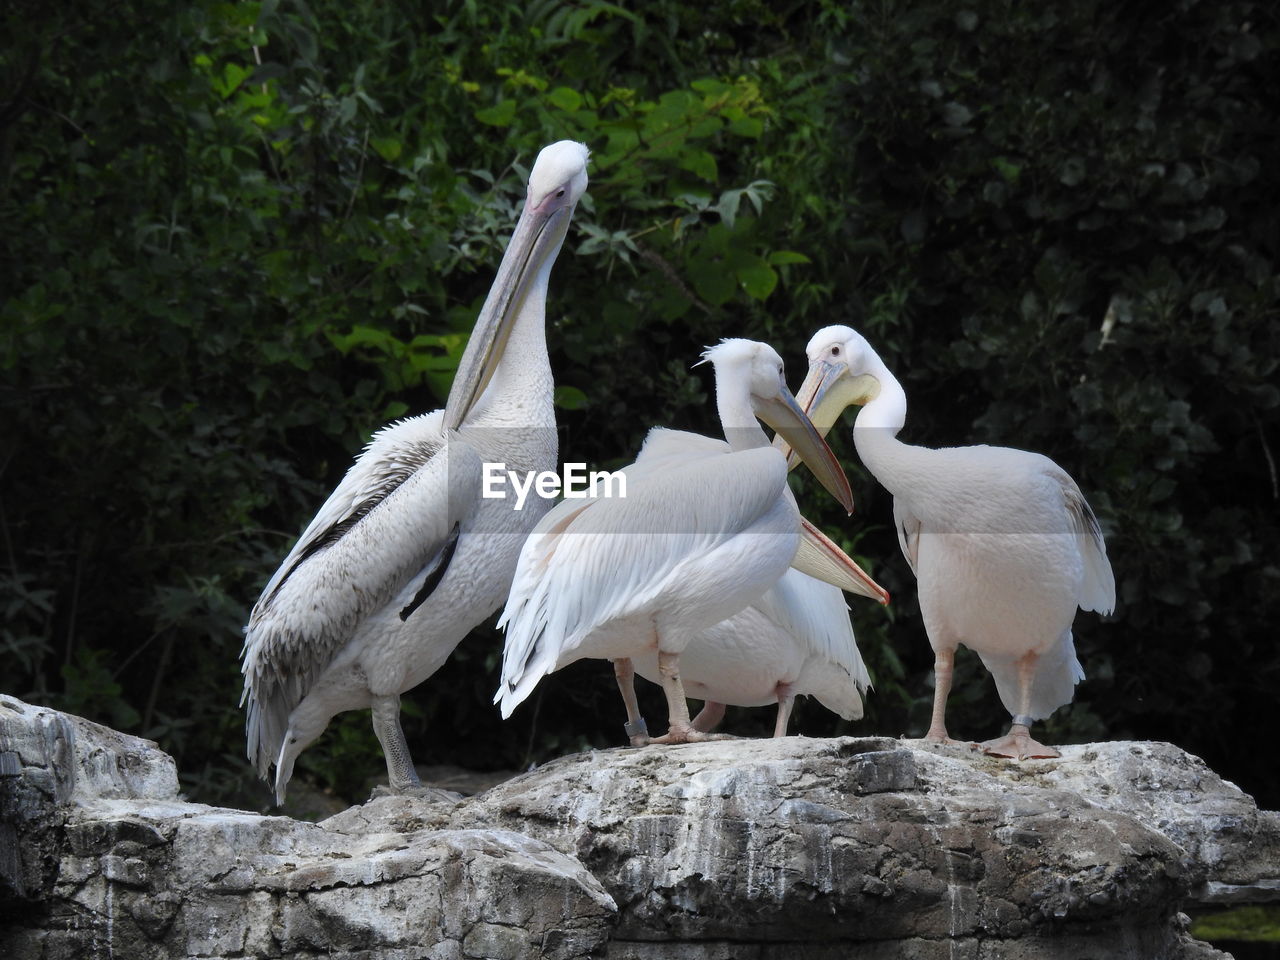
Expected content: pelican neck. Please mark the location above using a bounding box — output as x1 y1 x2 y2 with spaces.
467 265 556 430
715 371 770 452
851 360 924 496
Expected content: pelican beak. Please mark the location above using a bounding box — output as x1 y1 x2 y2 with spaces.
444 194 571 430
754 373 854 514
775 360 878 470
793 517 890 604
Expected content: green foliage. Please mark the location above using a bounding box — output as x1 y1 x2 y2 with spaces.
2 0 1277 812
796 0 1280 798
1191 905 1280 944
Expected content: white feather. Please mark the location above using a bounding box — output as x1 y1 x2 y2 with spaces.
632 567 872 721
801 325 1115 734
495 339 835 731
238 139 588 800
496 445 792 717
617 429 873 726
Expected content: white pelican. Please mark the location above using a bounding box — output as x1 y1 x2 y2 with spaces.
613 428 889 741
494 339 858 744
627 569 879 737
241 141 589 803
790 325 1115 759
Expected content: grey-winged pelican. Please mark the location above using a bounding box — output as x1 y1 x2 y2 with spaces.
790 325 1115 759
494 339 858 744
614 427 888 741
241 140 589 803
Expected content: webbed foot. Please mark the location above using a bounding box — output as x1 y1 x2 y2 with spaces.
981 724 1060 760
648 725 736 745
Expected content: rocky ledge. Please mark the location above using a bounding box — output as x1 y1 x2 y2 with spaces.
2 694 1276 959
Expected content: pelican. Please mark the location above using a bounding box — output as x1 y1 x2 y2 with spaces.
494 339 859 744
613 427 889 741
626 568 880 738
241 140 589 803
789 325 1115 759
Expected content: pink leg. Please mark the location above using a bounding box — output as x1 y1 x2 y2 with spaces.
924 647 965 744
648 651 731 745
773 683 795 738
612 658 650 746
981 651 1061 760
691 701 727 733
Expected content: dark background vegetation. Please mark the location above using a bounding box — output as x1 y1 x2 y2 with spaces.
2 0 1277 814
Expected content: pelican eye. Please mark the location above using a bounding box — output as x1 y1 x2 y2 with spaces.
556 188 566 197
831 345 842 357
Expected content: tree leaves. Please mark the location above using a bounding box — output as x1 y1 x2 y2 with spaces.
475 99 518 127
3 0 1276 813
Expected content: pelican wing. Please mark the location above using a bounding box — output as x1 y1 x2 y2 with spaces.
634 426 730 464
255 413 448 604
753 570 870 690
893 497 922 575
496 445 789 716
1059 473 1116 615
640 428 880 595
241 412 482 775
623 427 728 486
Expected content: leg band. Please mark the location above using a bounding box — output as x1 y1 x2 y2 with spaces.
624 718 649 739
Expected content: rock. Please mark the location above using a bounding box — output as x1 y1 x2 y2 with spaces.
421 764 522 795
1 694 178 907
2 695 1275 959
367 764 523 800
0 697 614 960
1028 741 1280 906
431 736 1273 958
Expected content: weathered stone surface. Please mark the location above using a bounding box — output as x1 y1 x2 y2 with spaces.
1031 741 1280 904
406 736 1267 957
0 697 613 960
1 694 179 906
3 695 1274 959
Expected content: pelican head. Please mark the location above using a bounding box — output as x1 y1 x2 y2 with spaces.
792 325 886 436
271 710 328 806
444 140 590 429
702 338 854 513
